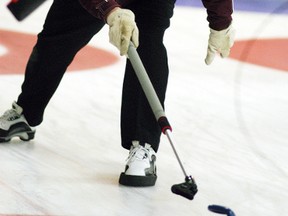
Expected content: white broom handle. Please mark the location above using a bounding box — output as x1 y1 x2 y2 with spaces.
127 42 166 121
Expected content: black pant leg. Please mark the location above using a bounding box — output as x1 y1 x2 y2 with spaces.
17 0 105 126
121 0 176 152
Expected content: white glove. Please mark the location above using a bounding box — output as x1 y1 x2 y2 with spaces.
106 8 139 56
205 24 236 65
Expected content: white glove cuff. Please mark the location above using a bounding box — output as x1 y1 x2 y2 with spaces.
107 8 135 26
210 23 233 35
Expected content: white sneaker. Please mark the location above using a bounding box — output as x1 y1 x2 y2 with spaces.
0 102 35 142
119 141 157 186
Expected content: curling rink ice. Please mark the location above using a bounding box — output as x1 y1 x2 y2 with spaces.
0 1 288 215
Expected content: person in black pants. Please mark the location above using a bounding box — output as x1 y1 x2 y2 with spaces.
0 0 235 186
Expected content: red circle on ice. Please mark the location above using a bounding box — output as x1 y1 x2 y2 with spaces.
0 29 119 75
229 38 288 72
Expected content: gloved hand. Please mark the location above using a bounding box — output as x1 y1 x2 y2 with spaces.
205 24 235 65
106 8 139 56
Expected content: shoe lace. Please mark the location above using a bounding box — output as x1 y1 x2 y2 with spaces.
127 146 149 161
0 109 20 121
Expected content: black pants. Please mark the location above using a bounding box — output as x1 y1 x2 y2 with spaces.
17 0 175 152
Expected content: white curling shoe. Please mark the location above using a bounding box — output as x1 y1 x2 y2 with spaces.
119 141 157 186
0 102 35 143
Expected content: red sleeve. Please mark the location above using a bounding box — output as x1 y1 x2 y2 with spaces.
201 0 233 30
78 0 121 21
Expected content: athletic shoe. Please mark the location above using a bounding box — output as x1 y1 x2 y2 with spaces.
119 141 157 186
0 102 35 142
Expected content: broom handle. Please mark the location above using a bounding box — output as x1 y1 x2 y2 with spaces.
127 42 166 121
127 42 189 178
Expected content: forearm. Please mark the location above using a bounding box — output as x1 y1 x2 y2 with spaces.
201 0 233 30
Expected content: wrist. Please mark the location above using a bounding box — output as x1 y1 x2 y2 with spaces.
210 22 233 34
106 7 121 23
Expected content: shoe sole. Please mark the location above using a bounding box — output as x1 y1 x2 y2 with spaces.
119 172 157 187
0 130 35 143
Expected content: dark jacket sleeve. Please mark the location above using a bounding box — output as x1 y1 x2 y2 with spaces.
201 0 233 30
78 0 120 21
